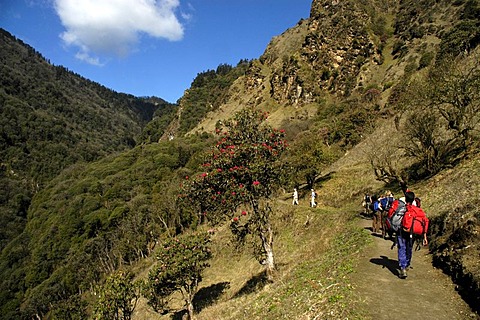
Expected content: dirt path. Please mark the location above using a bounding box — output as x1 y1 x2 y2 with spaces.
351 216 477 320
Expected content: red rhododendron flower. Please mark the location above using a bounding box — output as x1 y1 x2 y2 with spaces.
233 217 239 222
253 180 260 186
241 211 247 216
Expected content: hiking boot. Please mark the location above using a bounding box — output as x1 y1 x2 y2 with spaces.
399 269 407 279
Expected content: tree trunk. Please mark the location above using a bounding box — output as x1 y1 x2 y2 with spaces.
184 283 196 320
261 222 276 281
186 300 195 320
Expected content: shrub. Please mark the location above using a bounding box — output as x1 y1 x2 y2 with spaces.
143 232 212 320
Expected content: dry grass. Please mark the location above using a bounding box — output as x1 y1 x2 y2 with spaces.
193 203 370 320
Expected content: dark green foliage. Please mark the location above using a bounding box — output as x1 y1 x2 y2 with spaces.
48 295 87 320
392 39 407 57
418 51 435 69
315 96 377 148
285 131 340 189
439 19 480 58
0 137 209 318
393 0 437 40
139 103 179 143
390 0 480 60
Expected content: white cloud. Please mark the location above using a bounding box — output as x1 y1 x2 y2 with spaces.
54 0 184 64
75 52 104 66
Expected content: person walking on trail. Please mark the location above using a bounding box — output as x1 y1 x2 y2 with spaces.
379 191 392 239
371 195 381 234
292 188 299 205
362 193 371 215
310 189 317 207
397 191 429 279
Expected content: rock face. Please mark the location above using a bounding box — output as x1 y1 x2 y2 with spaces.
268 0 381 105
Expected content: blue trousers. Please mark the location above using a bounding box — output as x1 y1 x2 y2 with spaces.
397 231 413 269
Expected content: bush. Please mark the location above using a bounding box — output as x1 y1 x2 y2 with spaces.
143 232 212 319
92 271 140 320
418 51 435 69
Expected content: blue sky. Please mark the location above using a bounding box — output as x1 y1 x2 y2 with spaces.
1 0 311 103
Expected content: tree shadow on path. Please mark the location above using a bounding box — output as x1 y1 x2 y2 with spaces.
370 255 399 277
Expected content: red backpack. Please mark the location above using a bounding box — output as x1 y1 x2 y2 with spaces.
402 204 429 235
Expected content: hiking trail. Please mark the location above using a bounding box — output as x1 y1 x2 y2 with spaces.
350 216 477 320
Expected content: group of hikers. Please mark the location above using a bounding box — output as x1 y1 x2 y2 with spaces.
291 182 429 279
292 188 317 207
362 182 429 279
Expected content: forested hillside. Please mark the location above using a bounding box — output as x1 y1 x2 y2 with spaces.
0 28 177 318
0 0 479 318
0 28 178 250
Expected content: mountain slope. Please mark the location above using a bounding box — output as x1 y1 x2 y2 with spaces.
0 28 176 249
183 0 479 135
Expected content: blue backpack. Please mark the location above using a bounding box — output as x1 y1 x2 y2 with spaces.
380 197 388 211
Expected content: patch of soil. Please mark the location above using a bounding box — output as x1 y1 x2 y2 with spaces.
350 217 478 320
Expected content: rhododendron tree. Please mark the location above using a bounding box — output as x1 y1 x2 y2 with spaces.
181 107 288 281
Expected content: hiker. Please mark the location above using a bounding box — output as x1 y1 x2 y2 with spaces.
310 189 317 207
397 191 429 279
379 191 393 239
292 188 299 205
385 196 407 247
387 191 394 208
371 195 381 234
362 193 372 215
